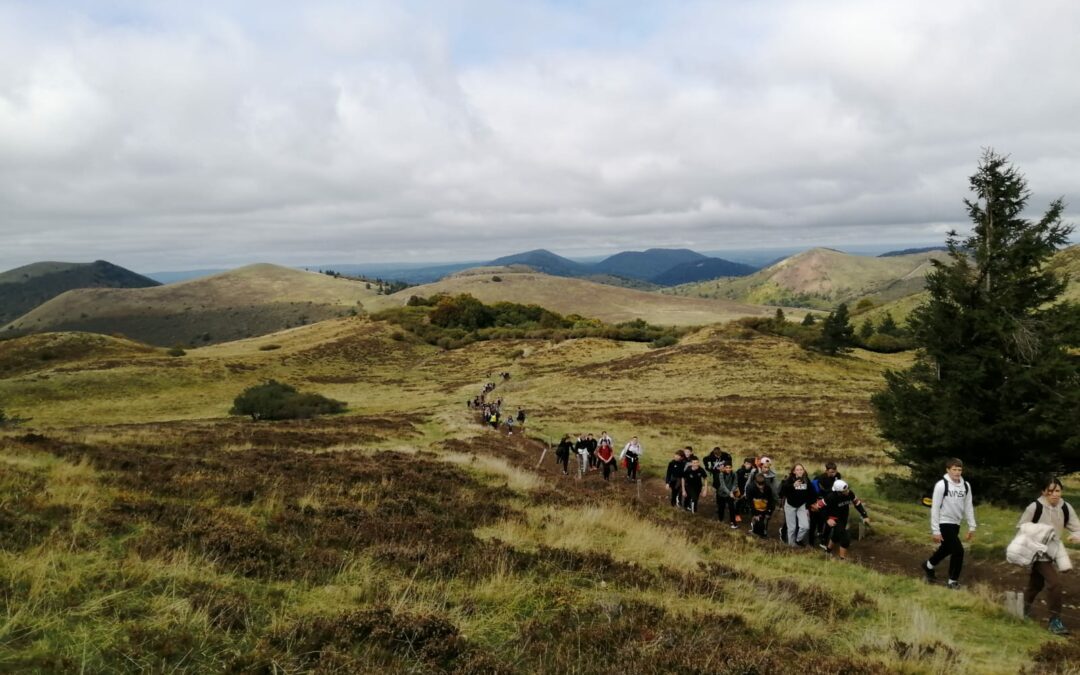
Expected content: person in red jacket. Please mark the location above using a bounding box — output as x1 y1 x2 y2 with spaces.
596 438 617 481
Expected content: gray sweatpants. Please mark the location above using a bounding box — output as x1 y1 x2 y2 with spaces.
784 502 809 545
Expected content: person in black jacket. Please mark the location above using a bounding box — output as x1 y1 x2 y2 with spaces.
735 457 755 522
809 462 842 546
682 457 709 514
745 472 775 538
704 446 732 485
585 433 599 469
666 450 688 508
554 434 574 475
817 479 869 560
779 463 817 546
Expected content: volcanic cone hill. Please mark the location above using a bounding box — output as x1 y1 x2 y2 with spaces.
2 264 380 346
0 260 160 325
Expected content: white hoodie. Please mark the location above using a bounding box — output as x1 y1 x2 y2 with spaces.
930 474 976 536
618 440 642 461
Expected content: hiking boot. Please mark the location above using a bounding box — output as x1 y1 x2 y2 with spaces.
818 543 830 553
730 523 739 529
1048 618 1070 635
922 561 936 583
946 580 961 590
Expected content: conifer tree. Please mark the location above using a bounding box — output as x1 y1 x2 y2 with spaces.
878 312 899 336
801 313 816 326
818 303 854 355
872 150 1079 502
858 318 874 341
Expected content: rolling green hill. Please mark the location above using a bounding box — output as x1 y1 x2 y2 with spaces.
0 260 160 325
665 247 948 310
366 267 783 325
2 264 382 347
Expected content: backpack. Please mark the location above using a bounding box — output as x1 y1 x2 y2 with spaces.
1032 501 1071 527
922 477 970 508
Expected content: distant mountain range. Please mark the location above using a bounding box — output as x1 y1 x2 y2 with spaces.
0 261 159 326
485 248 755 286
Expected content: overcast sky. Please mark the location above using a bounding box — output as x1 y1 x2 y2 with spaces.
1 1 1078 271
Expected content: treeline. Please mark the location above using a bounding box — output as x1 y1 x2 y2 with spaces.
740 305 914 355
315 268 410 295
372 293 688 349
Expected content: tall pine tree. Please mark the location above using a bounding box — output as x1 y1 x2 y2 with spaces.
818 303 854 355
872 150 1079 503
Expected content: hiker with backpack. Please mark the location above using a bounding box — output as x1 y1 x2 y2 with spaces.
735 457 755 522
555 434 574 475
666 450 688 508
682 456 709 514
516 408 527 432
922 458 976 589
1010 476 1080 635
574 435 591 476
779 463 816 546
745 472 776 538
619 437 643 481
817 479 869 561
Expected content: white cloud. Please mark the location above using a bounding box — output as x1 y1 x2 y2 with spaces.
0 0 1077 271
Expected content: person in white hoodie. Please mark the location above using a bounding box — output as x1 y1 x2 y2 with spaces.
1015 476 1080 635
922 458 976 589
618 436 643 482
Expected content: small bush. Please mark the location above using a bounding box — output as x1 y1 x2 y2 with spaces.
258 344 282 351
167 346 186 357
649 335 678 349
491 275 502 282
230 380 346 421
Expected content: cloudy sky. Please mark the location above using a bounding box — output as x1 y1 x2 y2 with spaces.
1 0 1078 271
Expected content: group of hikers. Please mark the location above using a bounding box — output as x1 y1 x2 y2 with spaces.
468 381 1078 635
553 433 644 482
468 384 527 436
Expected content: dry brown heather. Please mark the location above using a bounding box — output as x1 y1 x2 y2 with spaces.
0 318 1074 673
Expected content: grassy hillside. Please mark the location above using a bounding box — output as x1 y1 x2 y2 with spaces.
2 264 382 347
367 268 782 326
855 244 1080 327
666 248 948 310
0 260 160 325
1 318 1078 672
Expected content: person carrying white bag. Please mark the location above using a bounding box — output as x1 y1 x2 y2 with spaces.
1006 476 1080 635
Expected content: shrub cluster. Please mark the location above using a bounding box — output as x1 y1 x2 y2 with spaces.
378 294 687 349
230 380 346 421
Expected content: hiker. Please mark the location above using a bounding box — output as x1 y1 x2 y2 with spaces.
714 462 740 528
555 434 574 475
704 447 732 478
585 433 599 469
516 408 527 432
596 438 617 481
810 462 842 546
488 410 500 430
746 456 780 502
1013 476 1080 635
923 458 976 589
619 437 643 481
682 456 709 514
779 463 816 546
505 415 515 435
735 457 755 521
745 472 776 538
575 435 591 475
599 430 614 449
666 450 688 508
818 479 869 561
